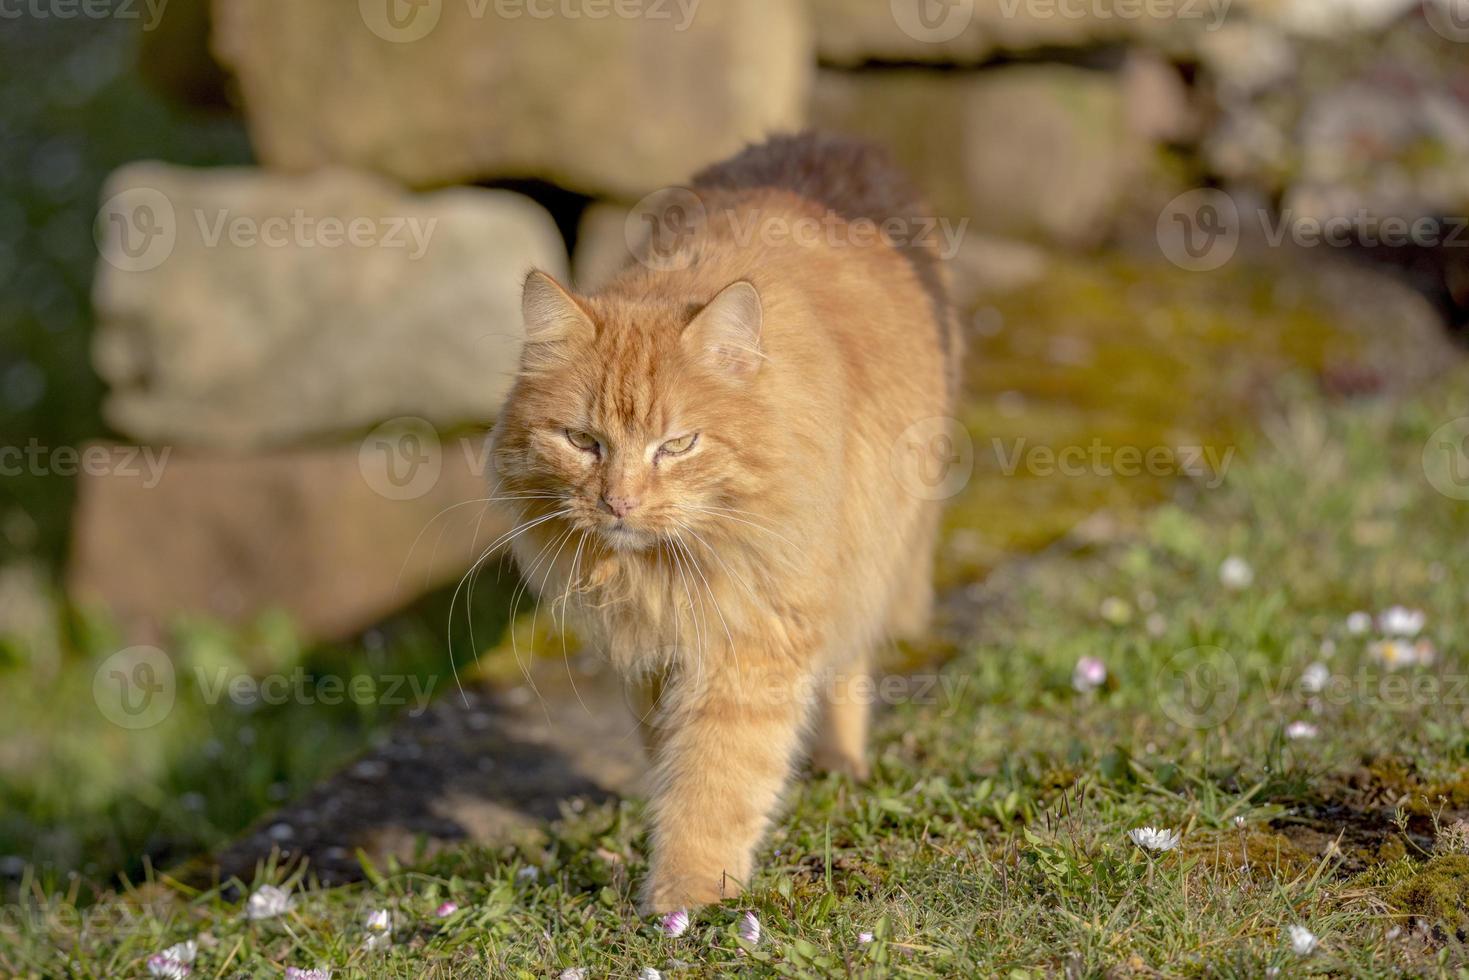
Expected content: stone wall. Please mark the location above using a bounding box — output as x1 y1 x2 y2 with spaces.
72 0 1469 640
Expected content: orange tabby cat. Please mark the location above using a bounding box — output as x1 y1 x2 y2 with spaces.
489 132 961 913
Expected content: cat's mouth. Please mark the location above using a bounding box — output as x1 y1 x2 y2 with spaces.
601 522 655 552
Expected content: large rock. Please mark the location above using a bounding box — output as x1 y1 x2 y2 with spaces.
93 164 565 449
812 65 1141 247
807 0 1205 66
67 433 509 642
210 0 809 199
1200 16 1469 222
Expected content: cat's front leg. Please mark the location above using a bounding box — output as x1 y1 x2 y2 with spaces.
639 658 812 914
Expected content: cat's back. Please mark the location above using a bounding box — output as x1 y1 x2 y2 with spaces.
684 132 961 403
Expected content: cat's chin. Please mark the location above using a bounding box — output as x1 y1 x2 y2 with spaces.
601 524 656 553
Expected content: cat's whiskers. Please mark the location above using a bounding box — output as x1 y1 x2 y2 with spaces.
392 490 567 597
683 505 810 565
671 528 736 660
446 507 569 706
672 519 761 608
505 521 578 724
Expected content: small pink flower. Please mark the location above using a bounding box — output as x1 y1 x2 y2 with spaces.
435 901 458 918
284 970 331 980
738 911 761 944
1072 656 1107 693
858 930 874 944
660 908 689 938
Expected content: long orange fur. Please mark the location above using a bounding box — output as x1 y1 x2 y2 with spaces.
489 132 961 913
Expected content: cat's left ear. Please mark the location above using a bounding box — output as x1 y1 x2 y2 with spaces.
683 280 763 381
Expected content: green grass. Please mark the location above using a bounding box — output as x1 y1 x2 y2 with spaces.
0 581 516 900
5 374 1469 976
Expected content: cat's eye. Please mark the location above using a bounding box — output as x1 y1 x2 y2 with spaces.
658 433 698 457
565 429 600 453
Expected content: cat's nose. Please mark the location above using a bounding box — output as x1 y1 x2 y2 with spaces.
601 494 640 519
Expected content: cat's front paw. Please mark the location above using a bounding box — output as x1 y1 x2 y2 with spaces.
639 869 737 915
808 745 870 781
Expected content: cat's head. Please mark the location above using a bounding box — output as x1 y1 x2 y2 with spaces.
490 271 771 552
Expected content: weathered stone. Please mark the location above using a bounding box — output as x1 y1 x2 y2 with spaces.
1200 16 1469 221
67 434 508 642
812 65 1139 247
93 163 565 449
571 202 636 292
807 0 1208 66
210 0 810 199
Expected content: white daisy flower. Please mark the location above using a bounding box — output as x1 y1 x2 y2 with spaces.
639 969 663 980
1379 606 1425 638
284 970 332 980
244 885 293 920
365 908 391 932
1286 924 1318 955
1345 611 1372 635
660 908 689 937
858 930 875 944
1128 826 1181 852
1072 656 1107 693
558 969 587 980
1300 662 1330 693
1285 721 1319 740
738 911 761 944
1368 639 1436 669
1219 556 1254 590
147 953 191 979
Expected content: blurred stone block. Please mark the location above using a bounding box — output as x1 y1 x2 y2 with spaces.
807 0 1200 67
67 437 509 642
210 0 809 199
571 202 635 292
812 65 1139 248
93 164 565 450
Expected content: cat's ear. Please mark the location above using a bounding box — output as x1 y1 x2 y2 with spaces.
521 270 593 365
683 280 763 381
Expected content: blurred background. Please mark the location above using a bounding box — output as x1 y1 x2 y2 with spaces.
1 0 1467 901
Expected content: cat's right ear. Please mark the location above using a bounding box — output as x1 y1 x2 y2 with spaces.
521 270 594 366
